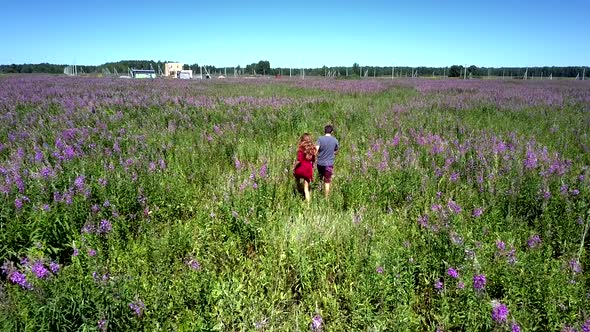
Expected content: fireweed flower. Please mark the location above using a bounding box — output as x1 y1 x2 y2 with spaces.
49 262 60 274
527 235 541 248
184 257 201 271
447 200 462 214
568 259 582 274
473 274 486 290
32 260 50 279
434 278 443 291
450 232 464 245
99 219 112 234
259 163 268 178
14 198 23 210
472 208 483 218
98 319 107 331
310 314 323 331
447 267 459 279
129 299 145 317
74 175 86 191
511 322 521 332
417 215 429 228
9 271 32 289
491 301 509 323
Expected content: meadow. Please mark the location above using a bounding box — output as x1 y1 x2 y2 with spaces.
0 75 589 331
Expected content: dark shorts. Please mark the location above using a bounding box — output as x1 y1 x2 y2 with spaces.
317 165 334 183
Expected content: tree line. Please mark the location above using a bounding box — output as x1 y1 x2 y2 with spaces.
0 61 587 78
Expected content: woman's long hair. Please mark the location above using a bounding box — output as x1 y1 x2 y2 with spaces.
298 133 316 161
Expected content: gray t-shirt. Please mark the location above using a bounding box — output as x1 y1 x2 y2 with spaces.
316 135 339 166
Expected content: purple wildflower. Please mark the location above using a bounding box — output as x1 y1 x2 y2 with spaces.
450 232 464 245
561 325 578 332
569 259 582 274
259 163 268 178
9 271 32 289
99 219 112 234
234 157 242 170
82 223 95 234
473 274 486 290
496 240 506 251
457 282 465 289
376 266 384 274
581 320 590 332
98 319 107 332
310 314 323 331
417 215 429 228
491 301 509 323
252 182 258 189
88 249 97 257
447 200 462 214
560 184 569 195
98 178 107 186
511 322 521 332
20 257 30 267
49 261 60 274
431 204 442 212
472 208 483 218
447 267 459 279
32 260 50 279
103 200 110 208
14 198 23 210
74 175 85 191
72 248 79 257
159 159 166 170
434 278 444 291
185 257 201 271
527 235 541 248
129 299 145 317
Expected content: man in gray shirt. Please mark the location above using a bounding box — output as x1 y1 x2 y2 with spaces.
315 124 339 198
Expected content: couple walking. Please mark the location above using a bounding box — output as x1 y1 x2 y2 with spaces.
293 125 339 202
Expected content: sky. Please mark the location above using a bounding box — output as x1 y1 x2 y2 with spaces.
1 0 588 68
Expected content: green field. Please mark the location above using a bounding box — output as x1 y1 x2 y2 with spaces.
0 76 589 331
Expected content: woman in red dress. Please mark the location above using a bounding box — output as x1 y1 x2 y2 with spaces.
293 133 316 202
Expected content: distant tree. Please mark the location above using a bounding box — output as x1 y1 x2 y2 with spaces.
448 65 463 77
182 64 190 70
255 60 270 75
352 63 360 76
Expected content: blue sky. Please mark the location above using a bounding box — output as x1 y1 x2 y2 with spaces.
1 0 588 67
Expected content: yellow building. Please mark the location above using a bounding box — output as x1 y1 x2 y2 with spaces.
164 63 183 77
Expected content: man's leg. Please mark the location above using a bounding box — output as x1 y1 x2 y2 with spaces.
323 166 333 198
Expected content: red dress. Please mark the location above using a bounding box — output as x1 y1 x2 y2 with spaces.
294 150 314 182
